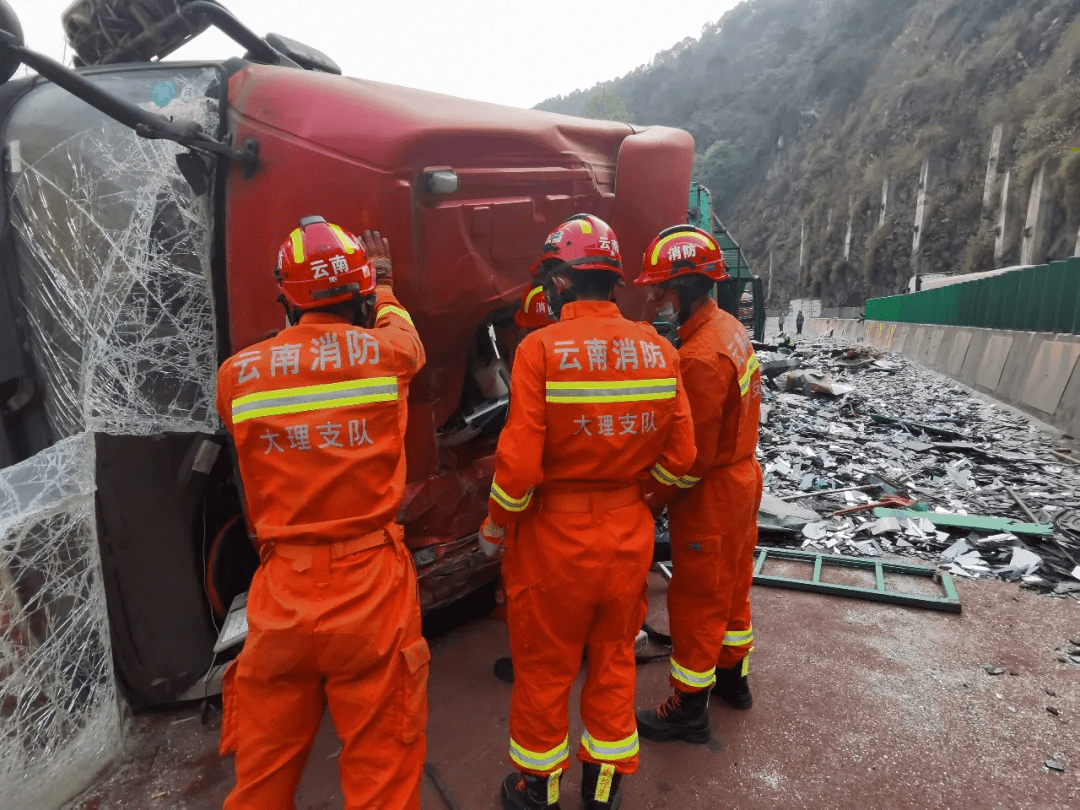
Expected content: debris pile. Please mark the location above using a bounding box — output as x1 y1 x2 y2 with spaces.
755 335 1080 597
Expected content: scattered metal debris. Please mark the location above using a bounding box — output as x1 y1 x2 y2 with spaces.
755 335 1080 593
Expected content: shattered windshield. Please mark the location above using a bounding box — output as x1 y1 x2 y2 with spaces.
0 66 223 808
4 65 222 439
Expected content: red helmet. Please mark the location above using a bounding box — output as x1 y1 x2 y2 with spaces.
515 284 557 329
536 214 624 280
275 216 376 311
635 225 728 286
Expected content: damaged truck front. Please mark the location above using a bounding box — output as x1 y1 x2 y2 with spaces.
0 1 692 768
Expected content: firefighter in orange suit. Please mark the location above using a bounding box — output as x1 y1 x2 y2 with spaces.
479 214 696 810
216 217 428 810
493 282 560 684
633 225 763 744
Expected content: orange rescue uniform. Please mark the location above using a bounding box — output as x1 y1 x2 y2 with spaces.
489 300 696 777
216 288 428 810
651 298 763 692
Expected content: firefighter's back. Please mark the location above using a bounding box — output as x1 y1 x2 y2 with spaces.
685 305 760 469
220 318 418 544
528 304 683 491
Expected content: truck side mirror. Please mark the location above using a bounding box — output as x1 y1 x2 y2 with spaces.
0 0 23 85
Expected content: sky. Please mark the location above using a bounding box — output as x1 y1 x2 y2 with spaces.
14 0 743 108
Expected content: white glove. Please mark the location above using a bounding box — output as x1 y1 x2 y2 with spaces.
479 517 507 558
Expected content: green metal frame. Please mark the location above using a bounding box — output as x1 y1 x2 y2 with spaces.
751 547 961 613
687 183 765 341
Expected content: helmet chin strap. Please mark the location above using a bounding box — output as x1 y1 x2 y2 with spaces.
542 271 574 319
675 284 697 326
278 294 299 327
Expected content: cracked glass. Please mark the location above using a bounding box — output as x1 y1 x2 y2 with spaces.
1 65 222 803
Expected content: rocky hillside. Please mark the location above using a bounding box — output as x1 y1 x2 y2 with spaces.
537 0 1080 308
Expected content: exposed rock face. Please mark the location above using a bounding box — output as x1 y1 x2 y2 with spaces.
538 0 1080 308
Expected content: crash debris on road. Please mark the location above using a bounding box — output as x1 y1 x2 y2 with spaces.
754 335 1080 597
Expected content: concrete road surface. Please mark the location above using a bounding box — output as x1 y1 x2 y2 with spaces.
68 573 1080 809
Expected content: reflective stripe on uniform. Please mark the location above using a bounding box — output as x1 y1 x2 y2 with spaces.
739 649 753 676
674 473 701 490
650 462 678 486
377 304 414 326
547 772 561 804
580 729 639 762
670 658 717 689
545 378 677 404
738 354 760 396
231 377 398 424
593 764 617 802
722 627 754 647
509 736 569 772
490 481 534 513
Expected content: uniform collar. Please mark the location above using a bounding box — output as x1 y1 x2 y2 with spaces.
678 298 719 342
298 311 351 326
560 300 621 320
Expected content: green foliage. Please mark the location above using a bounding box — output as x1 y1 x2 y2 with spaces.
582 88 631 123
693 140 752 212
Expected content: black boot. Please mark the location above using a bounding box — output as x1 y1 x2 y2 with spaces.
580 762 622 809
500 770 561 809
635 688 711 743
711 663 752 709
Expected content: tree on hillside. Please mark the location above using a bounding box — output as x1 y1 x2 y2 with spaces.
583 88 631 123
694 139 752 214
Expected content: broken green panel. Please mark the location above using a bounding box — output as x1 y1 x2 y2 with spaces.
751 547 961 613
872 508 1052 537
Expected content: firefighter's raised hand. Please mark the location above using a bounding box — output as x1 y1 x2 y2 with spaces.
361 230 392 288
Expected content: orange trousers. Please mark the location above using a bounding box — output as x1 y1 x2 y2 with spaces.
503 487 651 776
220 531 429 810
667 458 763 691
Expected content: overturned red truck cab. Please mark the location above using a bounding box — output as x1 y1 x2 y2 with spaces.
0 0 691 708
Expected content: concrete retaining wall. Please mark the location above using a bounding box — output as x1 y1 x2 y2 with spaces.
805 317 864 341
807 318 1080 437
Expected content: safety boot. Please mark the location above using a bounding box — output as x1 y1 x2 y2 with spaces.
711 663 752 709
635 688 711 743
500 770 561 810
580 762 622 809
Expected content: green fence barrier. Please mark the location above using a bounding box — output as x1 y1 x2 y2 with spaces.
866 262 1080 334
1067 258 1080 333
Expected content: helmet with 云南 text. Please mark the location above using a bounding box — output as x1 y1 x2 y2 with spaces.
274 216 376 311
534 213 624 280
